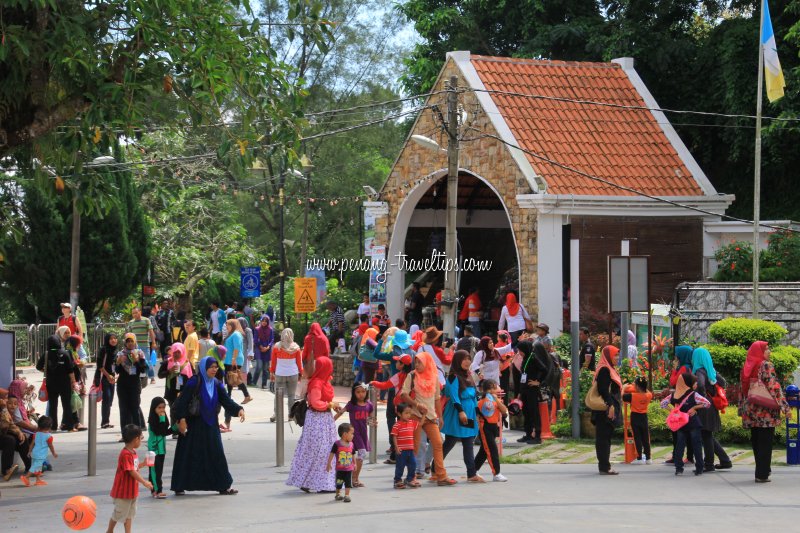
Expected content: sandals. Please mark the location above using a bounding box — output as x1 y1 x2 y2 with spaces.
101 424 115 429
394 481 406 489
218 488 238 495
353 481 365 488
437 478 457 486
407 480 421 488
241 397 253 405
467 475 486 483
3 464 19 481
599 470 619 476
174 491 186 496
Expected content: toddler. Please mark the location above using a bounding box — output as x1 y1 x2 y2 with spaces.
326 423 355 502
21 416 56 486
107 424 153 533
391 403 420 489
475 380 508 481
623 377 653 464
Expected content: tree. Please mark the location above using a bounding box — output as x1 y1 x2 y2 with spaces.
0 170 148 322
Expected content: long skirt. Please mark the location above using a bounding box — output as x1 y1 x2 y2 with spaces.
170 416 233 492
286 409 337 492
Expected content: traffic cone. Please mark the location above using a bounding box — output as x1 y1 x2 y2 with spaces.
550 400 557 424
539 401 555 439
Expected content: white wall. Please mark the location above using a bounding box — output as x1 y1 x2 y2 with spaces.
536 213 564 336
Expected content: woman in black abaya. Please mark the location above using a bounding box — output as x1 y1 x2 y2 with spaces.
171 356 244 495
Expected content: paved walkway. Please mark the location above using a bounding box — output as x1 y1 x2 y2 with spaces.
3 367 799 531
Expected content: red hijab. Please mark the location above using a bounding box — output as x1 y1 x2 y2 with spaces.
741 341 769 396
595 345 622 388
303 323 330 364
505 293 520 316
308 356 334 403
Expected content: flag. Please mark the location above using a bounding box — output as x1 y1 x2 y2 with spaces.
762 0 785 102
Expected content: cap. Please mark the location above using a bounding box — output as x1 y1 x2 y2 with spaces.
536 323 550 334
61 303 72 309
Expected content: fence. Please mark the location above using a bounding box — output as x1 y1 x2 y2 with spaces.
4 322 128 366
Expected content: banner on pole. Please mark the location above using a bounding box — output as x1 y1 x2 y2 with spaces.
240 267 261 298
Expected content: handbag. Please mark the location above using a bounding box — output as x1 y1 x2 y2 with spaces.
38 380 48 402
747 379 780 409
711 383 728 412
666 393 693 432
584 380 607 411
226 365 243 387
71 390 83 412
289 398 309 426
524 317 534 333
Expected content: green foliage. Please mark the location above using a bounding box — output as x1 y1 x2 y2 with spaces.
708 318 788 347
554 333 572 367
712 241 753 281
702 343 800 384
761 230 800 282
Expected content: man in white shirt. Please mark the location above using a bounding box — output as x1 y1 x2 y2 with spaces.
357 293 371 317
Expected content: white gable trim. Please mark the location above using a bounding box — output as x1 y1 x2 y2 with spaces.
517 193 734 217
612 57 718 196
447 51 544 193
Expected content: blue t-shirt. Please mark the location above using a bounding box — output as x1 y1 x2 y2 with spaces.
224 331 244 366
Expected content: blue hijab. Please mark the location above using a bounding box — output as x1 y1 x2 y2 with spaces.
197 356 220 426
675 345 693 369
692 347 717 385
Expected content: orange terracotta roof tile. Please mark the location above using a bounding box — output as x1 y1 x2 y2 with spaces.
470 55 704 196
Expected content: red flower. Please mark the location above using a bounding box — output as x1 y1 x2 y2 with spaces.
735 247 740 251
731 263 736 270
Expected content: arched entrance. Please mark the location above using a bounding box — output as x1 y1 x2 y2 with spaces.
386 169 521 332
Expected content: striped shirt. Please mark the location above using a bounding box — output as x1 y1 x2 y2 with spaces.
391 419 419 451
110 448 139 499
126 318 152 350
329 307 345 332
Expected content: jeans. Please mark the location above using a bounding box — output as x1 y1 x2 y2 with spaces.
441 435 477 478
251 359 270 387
413 417 445 479
475 421 500 475
631 412 651 460
274 374 299 414
394 449 416 483
468 320 481 338
675 427 704 474
414 432 433 474
701 429 731 468
101 375 115 427
751 426 775 480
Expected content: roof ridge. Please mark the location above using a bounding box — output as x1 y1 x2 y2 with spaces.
470 55 619 69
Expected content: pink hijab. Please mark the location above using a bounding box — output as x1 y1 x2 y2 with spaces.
168 342 193 379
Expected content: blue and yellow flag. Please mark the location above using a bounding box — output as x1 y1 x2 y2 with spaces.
762 0 785 102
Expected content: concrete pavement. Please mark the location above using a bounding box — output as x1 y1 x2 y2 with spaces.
3 368 799 532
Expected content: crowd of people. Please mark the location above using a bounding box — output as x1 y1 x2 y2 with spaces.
0 293 794 519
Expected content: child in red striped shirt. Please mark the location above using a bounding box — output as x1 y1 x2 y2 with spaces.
107 425 152 533
390 404 420 489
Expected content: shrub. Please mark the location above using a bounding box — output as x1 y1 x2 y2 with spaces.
704 343 800 384
554 333 571 368
713 241 753 281
708 317 787 347
770 346 800 384
761 229 800 281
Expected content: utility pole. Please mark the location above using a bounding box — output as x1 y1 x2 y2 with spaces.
442 75 460 340
69 194 81 311
752 0 766 319
278 170 286 327
299 154 314 277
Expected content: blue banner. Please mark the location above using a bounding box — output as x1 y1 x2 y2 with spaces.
240 266 261 298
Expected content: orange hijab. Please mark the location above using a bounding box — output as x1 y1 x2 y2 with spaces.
595 345 622 388
360 327 379 346
413 351 438 399
741 341 769 396
505 293 520 316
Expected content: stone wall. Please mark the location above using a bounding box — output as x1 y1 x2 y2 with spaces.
332 353 355 388
373 58 540 314
678 282 800 344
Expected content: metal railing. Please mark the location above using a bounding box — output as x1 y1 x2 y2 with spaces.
4 322 129 366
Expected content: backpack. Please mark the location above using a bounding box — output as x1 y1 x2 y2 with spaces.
349 334 361 358
542 352 562 395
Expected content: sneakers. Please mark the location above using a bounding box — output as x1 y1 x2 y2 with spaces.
493 474 508 482
645 459 652 465
335 493 344 501
343 496 351 502
516 436 530 443
632 459 644 465
675 470 684 476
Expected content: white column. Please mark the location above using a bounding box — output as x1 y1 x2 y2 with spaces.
536 213 564 336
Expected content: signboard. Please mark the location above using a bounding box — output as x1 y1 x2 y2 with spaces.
143 285 155 296
294 278 317 313
368 245 386 315
0 330 14 390
607 256 649 313
306 268 327 307
240 267 261 298
363 202 388 256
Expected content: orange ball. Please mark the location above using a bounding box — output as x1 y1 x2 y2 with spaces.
62 495 97 531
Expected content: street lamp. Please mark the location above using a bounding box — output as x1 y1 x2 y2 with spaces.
69 155 117 310
410 76 460 339
299 154 314 277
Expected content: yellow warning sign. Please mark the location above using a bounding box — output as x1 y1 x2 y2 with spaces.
294 278 317 313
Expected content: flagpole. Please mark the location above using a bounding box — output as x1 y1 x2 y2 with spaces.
752 0 765 319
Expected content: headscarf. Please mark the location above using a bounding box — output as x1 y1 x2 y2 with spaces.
691 347 717 385
279 328 301 353
675 345 693 369
413 350 438 399
411 326 424 350
360 327 379 347
595 345 622 389
308 356 334 404
380 327 399 353
7 380 28 422
197 356 220 426
303 323 330 361
741 341 769 396
674 372 693 400
448 349 474 392
256 316 272 343
409 324 420 338
627 330 636 347
496 330 509 348
168 342 193 379
147 396 170 436
478 336 498 361
238 316 250 333
505 293 520 316
208 345 227 369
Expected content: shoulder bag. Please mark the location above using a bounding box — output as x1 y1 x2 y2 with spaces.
289 397 309 426
747 379 780 409
584 380 606 411
226 364 244 387
666 393 693 432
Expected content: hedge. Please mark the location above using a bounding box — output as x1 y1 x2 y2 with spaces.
704 344 800 384
708 318 787 347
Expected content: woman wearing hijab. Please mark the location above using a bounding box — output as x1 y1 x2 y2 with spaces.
592 345 622 475
409 324 423 351
357 327 381 382
286 356 338 493
171 356 244 495
238 317 255 385
253 315 274 389
165 343 193 407
116 333 148 439
438 349 483 483
93 333 118 429
626 330 638 367
302 323 331 378
6 380 34 472
270 328 303 423
400 351 455 486
497 292 531 348
515 340 549 444
692 347 732 471
45 326 77 432
739 341 790 483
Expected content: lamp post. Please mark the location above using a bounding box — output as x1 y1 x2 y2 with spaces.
410 75 460 339
299 154 314 277
69 155 116 310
